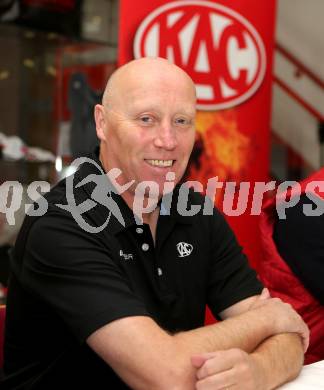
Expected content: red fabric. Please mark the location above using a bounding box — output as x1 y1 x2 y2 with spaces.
259 169 324 364
0 305 5 369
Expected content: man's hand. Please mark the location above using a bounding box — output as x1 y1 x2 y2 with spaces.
189 290 308 390
87 290 307 390
191 349 262 390
249 289 309 352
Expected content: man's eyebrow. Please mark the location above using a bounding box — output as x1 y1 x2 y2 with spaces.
128 106 161 115
126 103 196 116
176 109 196 118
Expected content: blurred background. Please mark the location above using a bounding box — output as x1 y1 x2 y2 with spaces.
0 0 324 301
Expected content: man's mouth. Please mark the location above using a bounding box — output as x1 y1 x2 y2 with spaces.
145 159 174 168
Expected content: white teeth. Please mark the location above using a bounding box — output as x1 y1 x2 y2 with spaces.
146 159 173 167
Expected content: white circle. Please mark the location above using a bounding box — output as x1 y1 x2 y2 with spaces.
142 243 150 251
133 0 267 111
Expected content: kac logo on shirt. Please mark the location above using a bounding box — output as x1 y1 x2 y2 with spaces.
176 242 193 258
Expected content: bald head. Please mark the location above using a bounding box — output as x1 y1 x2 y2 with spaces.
102 57 196 110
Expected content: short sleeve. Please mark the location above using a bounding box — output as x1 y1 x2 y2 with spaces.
22 210 150 342
206 209 263 316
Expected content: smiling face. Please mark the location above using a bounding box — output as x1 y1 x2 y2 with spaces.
95 58 196 204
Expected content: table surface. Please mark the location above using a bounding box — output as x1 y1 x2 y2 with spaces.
277 360 324 389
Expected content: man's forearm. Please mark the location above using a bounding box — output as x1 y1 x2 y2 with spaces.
87 297 307 390
251 333 304 390
173 301 306 389
175 307 272 355
175 292 308 357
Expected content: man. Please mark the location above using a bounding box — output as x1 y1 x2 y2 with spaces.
3 58 308 389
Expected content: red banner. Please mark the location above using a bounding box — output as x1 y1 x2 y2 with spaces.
118 0 277 271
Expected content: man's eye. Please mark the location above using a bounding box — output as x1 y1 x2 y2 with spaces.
175 117 190 125
140 116 153 123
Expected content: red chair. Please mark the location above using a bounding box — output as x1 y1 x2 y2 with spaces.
0 305 5 369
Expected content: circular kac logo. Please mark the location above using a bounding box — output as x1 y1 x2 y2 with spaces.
176 241 193 257
134 0 267 110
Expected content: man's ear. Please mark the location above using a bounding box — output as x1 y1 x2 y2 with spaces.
94 104 107 142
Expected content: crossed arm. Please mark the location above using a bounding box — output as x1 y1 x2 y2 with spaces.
87 289 308 390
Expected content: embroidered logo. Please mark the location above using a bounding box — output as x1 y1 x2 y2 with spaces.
176 242 193 258
119 250 134 260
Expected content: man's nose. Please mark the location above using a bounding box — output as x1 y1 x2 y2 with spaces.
153 123 178 150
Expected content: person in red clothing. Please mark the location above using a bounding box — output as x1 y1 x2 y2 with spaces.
259 168 324 364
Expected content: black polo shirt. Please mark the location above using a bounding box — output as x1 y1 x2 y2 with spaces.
3 149 262 389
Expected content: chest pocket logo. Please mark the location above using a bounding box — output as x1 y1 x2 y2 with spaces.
119 249 134 260
176 242 193 258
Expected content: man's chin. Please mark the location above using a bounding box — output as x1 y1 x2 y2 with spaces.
135 185 161 200
133 170 182 198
